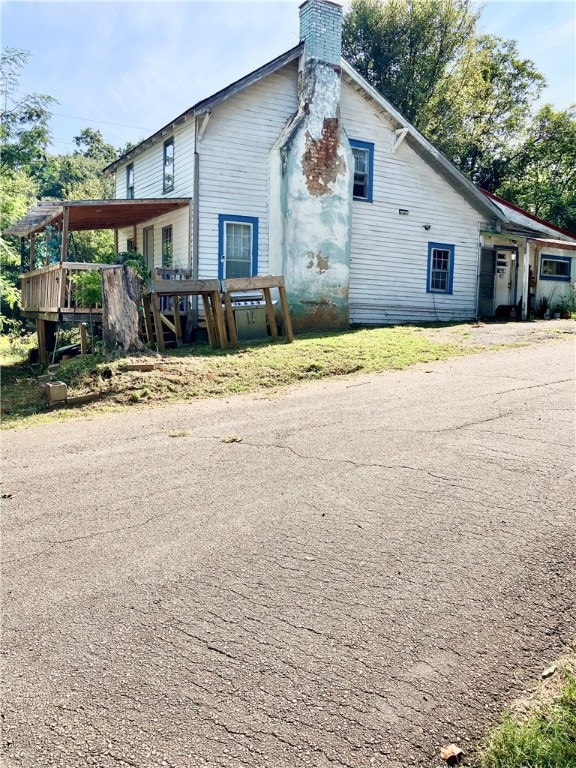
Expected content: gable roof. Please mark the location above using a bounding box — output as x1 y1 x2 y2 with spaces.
481 191 576 241
103 44 303 174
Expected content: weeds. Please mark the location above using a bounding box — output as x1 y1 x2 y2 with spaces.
477 661 576 768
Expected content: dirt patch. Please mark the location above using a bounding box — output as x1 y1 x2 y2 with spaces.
416 318 576 348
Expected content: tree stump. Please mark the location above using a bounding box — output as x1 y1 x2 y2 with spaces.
101 266 146 356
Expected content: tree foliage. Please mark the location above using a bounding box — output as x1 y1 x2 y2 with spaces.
427 34 545 189
0 48 55 175
497 106 576 233
343 0 479 126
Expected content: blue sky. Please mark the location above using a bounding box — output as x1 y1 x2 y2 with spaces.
2 0 575 154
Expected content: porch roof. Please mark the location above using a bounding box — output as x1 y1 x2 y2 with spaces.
4 198 191 237
529 237 576 252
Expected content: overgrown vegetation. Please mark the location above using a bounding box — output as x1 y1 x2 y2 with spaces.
476 656 576 768
1 325 481 428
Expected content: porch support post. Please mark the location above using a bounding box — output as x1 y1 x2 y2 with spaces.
61 207 69 262
114 228 119 254
522 240 533 321
36 319 57 364
30 234 36 271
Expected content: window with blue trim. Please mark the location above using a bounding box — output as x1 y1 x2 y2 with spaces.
427 242 454 294
540 255 572 281
349 139 374 202
218 215 258 280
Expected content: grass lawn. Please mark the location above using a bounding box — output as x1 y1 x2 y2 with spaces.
2 325 485 428
475 654 576 768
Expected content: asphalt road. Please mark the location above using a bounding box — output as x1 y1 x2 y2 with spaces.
2 340 575 768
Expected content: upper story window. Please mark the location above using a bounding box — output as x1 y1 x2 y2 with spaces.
126 164 134 199
540 255 572 281
163 138 174 193
427 242 454 294
349 139 374 202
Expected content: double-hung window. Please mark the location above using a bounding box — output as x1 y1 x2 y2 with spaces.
163 138 174 193
126 164 134 199
427 242 454 294
161 226 173 268
540 255 572 281
218 215 258 280
349 139 374 202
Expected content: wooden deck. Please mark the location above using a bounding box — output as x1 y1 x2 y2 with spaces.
20 262 113 322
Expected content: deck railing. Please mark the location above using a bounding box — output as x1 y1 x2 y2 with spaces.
20 262 112 316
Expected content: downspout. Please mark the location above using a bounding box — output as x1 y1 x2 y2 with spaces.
192 118 200 280
190 118 201 330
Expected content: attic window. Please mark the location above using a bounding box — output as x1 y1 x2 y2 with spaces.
540 255 571 281
126 164 134 199
349 139 374 203
163 138 174 193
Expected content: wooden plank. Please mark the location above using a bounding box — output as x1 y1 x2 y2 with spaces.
223 275 285 292
172 296 183 347
79 323 88 355
211 291 228 349
36 319 47 364
151 293 165 352
59 266 67 308
22 311 60 321
61 206 69 262
142 294 154 345
201 295 218 349
159 314 177 334
263 287 278 339
150 278 220 295
30 234 36 271
223 292 239 348
278 286 294 343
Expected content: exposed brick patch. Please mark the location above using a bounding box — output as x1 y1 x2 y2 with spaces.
302 118 346 196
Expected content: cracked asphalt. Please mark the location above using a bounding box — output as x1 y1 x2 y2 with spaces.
2 339 575 768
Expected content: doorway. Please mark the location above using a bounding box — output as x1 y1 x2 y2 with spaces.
478 248 496 317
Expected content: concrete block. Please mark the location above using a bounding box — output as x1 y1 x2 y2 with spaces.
37 374 52 390
45 381 68 403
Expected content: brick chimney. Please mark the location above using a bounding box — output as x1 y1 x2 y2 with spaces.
299 0 343 66
272 0 353 331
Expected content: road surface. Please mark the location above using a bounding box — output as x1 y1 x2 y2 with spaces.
2 340 575 767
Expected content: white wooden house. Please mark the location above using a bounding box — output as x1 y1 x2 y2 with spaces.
11 0 576 334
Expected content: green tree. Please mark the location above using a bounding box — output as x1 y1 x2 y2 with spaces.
0 48 55 175
342 0 479 125
342 1 545 189
428 35 545 188
497 105 576 234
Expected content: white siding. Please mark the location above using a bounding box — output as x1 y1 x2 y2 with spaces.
340 82 487 324
117 206 191 270
197 63 299 279
114 119 195 199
